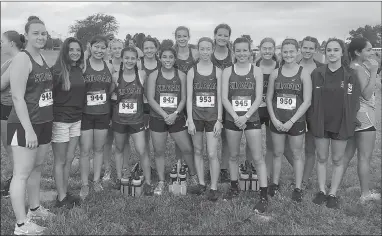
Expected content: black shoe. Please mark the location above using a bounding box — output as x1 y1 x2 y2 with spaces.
253 197 268 214
224 185 240 200
326 194 339 209
207 189 219 202
188 184 207 195
312 191 327 205
114 179 121 190
268 183 279 197
55 195 74 209
66 192 81 206
220 169 230 183
291 188 303 202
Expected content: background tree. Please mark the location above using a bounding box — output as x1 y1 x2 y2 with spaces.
347 24 381 47
44 32 53 50
69 13 119 47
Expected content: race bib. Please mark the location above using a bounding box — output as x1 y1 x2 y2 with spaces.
119 99 137 114
87 91 107 106
277 94 296 110
39 90 53 107
232 96 251 112
160 93 177 108
196 92 215 108
259 95 267 108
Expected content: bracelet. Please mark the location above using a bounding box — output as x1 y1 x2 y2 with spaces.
289 119 295 124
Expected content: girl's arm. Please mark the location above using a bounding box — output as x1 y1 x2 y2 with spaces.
147 70 168 119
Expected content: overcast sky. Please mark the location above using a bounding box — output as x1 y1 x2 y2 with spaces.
1 1 381 46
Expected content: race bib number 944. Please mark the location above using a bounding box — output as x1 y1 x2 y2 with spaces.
277 94 296 110
87 91 107 106
39 90 53 107
232 96 251 112
160 93 177 108
196 92 215 108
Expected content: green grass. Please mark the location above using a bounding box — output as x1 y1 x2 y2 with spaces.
1 51 381 235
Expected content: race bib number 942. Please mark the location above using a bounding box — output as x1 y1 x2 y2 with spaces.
232 96 251 112
160 93 177 108
277 94 296 110
119 99 137 114
87 91 107 106
196 92 215 108
39 90 53 107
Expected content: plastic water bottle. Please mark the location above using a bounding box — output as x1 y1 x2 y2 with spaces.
178 167 187 186
120 177 130 196
132 173 142 197
170 166 178 184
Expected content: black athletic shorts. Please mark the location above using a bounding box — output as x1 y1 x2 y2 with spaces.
258 107 270 126
1 103 12 121
269 121 306 136
194 119 217 133
149 116 187 133
112 121 146 134
7 121 53 147
81 113 110 131
224 120 261 131
143 103 150 115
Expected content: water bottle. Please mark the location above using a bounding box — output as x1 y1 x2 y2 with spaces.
132 173 142 197
178 167 187 186
120 177 130 196
239 164 250 191
170 166 178 184
250 172 259 191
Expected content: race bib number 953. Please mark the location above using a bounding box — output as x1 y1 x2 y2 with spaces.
232 96 251 112
277 94 296 110
196 92 215 108
87 91 107 106
160 93 177 108
39 90 53 107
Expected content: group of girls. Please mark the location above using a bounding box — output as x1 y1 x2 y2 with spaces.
1 15 380 235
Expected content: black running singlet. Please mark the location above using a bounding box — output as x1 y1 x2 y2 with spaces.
175 47 195 74
211 50 233 70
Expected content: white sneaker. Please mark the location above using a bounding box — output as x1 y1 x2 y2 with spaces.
26 205 55 221
360 191 381 203
14 218 46 235
102 169 111 182
154 181 165 195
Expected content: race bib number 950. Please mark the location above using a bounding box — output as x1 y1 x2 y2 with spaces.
277 94 296 110
232 96 251 112
160 93 177 108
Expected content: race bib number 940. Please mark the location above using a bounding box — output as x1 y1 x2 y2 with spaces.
87 91 107 106
196 92 215 108
232 96 251 112
119 99 137 114
277 94 296 110
39 90 53 107
160 93 177 108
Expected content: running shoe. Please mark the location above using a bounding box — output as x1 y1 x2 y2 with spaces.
223 184 240 200
26 205 55 220
312 191 327 205
326 194 339 209
291 188 303 202
188 184 207 195
14 218 46 235
207 189 219 202
102 169 112 182
253 197 268 214
360 191 381 203
268 183 279 197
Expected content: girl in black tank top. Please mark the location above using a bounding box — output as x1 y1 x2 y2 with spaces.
146 47 197 192
110 47 152 189
174 26 198 74
186 37 223 197
221 37 269 213
266 38 312 201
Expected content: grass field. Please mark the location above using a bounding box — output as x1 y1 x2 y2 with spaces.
1 50 381 235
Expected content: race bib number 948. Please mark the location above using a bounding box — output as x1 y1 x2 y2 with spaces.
119 99 137 114
39 90 53 107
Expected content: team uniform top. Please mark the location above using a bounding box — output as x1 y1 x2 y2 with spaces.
175 47 196 74
112 69 144 125
51 65 86 123
150 69 184 120
225 64 259 123
272 66 304 123
255 60 280 110
141 58 161 76
83 59 112 115
1 59 13 106
211 50 233 70
192 65 218 121
8 50 53 124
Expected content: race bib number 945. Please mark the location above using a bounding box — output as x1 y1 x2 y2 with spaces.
196 92 215 108
277 94 296 110
87 91 107 106
119 99 137 114
232 96 251 112
160 93 177 108
39 90 53 107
